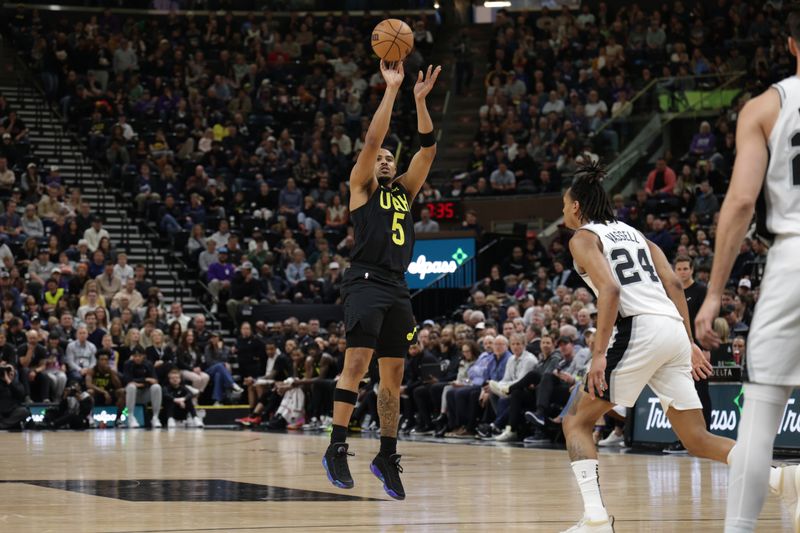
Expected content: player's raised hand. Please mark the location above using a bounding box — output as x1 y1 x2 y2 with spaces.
413 64 442 100
695 297 722 349
380 60 405 90
586 355 608 401
690 343 713 381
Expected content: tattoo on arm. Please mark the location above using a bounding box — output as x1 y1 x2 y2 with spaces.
377 386 400 438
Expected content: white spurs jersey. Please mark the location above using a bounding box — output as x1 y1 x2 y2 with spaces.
763 76 800 237
574 220 682 321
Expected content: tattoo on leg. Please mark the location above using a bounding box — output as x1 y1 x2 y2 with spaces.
377 386 400 438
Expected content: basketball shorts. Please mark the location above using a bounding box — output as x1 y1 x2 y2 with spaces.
589 314 702 412
747 235 800 385
341 263 418 358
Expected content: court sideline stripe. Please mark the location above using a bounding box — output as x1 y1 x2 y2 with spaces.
106 517 785 533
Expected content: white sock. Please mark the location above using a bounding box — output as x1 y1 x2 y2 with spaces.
571 459 608 522
725 383 792 533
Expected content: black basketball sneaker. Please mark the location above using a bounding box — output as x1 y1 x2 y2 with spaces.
323 442 354 489
370 453 405 500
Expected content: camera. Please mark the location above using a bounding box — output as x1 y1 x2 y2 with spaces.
0 363 13 376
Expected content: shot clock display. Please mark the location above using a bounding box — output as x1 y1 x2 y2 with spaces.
413 199 461 221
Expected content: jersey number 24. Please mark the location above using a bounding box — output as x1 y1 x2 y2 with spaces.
610 248 659 286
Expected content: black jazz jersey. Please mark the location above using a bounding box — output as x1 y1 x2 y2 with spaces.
350 182 415 275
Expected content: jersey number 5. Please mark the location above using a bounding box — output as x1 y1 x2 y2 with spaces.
610 248 659 286
392 212 406 246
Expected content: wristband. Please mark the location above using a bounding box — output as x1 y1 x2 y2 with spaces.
419 130 436 148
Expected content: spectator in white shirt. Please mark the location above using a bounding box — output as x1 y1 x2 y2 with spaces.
113 252 134 284
83 217 110 252
542 90 565 116
209 219 231 248
330 126 352 156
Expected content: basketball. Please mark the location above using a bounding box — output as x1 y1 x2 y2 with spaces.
371 18 413 62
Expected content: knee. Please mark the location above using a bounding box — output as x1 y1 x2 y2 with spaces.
563 412 593 438
150 384 162 394
341 349 372 378
125 383 136 392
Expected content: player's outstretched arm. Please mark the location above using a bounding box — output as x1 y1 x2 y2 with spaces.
569 230 619 400
695 91 777 348
398 65 442 200
350 61 404 206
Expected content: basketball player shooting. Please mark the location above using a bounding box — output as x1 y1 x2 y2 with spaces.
557 161 796 533
322 60 441 500
695 6 800 531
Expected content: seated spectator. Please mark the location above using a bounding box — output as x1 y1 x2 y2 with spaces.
285 249 310 287
490 161 516 193
64 325 97 383
20 204 44 238
294 266 323 303
85 351 123 412
235 340 292 427
97 262 122 302
122 348 162 429
689 121 716 161
526 336 588 430
207 247 235 308
645 159 677 196
83 216 110 252
325 194 349 231
484 333 538 441
204 332 242 406
163 368 203 428
693 180 719 222
414 208 440 234
175 329 210 396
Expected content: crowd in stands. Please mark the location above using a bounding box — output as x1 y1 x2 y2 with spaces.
0 1 779 440
8 7 442 323
444 0 788 198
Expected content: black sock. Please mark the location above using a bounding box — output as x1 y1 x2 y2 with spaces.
330 424 348 444
379 436 397 457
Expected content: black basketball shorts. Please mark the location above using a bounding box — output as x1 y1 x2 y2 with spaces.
341 265 418 358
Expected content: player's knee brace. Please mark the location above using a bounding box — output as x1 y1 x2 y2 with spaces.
334 388 358 406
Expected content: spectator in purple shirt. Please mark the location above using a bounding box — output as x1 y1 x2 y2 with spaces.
207 247 235 308
689 121 716 161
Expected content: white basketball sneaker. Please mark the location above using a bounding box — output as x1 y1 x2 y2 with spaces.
560 516 615 533
597 431 625 447
770 465 800 532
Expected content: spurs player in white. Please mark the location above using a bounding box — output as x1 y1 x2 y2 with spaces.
696 10 800 532
558 162 796 533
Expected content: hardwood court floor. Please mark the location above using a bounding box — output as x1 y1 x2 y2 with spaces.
0 429 791 533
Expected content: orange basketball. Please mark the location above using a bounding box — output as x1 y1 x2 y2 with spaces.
371 19 414 62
